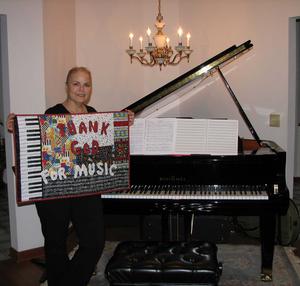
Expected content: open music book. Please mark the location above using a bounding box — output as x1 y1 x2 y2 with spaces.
130 118 238 155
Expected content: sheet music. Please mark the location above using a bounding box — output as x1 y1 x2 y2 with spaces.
175 119 207 154
130 118 238 155
144 119 176 154
129 118 146 154
206 119 239 155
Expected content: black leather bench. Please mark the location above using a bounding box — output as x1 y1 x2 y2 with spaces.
105 241 222 286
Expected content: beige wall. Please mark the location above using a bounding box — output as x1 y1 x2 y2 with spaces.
43 0 76 108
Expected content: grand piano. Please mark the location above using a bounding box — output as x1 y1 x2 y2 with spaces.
102 40 289 281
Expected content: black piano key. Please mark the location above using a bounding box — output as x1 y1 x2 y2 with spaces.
27 149 40 153
27 163 41 168
28 189 42 194
27 159 41 164
27 137 41 141
28 155 41 160
28 170 41 175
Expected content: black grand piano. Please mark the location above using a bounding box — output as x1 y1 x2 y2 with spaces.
102 40 289 281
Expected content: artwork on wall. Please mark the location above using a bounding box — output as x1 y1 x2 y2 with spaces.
13 112 130 205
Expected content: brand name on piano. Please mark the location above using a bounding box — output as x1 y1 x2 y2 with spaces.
159 176 186 183
41 161 117 184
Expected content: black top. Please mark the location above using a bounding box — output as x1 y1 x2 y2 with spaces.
45 103 97 114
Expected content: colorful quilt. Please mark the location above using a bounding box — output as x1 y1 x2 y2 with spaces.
13 112 129 205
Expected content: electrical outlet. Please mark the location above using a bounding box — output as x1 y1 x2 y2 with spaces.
269 113 280 127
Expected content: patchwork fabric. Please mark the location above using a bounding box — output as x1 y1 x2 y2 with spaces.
14 112 130 205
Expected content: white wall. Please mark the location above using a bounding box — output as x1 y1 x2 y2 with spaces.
0 0 45 251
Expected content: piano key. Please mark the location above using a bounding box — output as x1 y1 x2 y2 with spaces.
18 123 40 129
102 184 269 200
19 152 41 159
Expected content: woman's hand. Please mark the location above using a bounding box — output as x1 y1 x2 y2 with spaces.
6 113 15 133
127 110 135 126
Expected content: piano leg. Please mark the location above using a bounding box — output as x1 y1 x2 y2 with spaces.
162 212 189 241
184 213 193 241
260 214 276 282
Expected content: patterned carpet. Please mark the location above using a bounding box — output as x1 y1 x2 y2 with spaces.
89 241 300 286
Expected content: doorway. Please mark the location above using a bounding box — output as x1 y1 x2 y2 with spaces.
0 14 11 261
294 19 300 180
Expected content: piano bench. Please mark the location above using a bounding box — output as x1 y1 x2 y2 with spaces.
105 241 222 286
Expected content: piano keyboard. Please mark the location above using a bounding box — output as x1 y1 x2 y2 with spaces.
17 116 43 201
102 184 269 200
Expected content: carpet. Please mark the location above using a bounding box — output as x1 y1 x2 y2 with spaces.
89 241 300 286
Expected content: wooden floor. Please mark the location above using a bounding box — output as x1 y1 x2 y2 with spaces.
0 259 44 286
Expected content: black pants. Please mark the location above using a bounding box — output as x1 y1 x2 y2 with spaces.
36 195 105 286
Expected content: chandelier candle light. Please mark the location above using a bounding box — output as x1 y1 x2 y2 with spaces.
126 0 193 70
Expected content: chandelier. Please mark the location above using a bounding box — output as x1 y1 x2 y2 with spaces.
126 0 193 70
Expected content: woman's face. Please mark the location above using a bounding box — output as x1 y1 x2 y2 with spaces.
65 70 92 105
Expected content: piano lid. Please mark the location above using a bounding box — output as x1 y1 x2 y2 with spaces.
125 40 262 145
126 40 252 114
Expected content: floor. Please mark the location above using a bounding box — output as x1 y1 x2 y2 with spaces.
0 181 10 261
0 180 300 286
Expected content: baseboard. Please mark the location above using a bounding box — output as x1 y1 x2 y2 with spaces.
10 246 44 263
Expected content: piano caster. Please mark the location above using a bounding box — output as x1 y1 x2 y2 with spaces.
260 269 272 282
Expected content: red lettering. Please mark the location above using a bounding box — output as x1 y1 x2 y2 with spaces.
71 141 81 155
89 121 98 133
56 123 66 136
83 143 90 155
79 121 87 134
91 140 99 155
70 140 100 155
101 122 110 135
67 121 77 135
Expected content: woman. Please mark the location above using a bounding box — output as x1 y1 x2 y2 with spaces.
7 67 134 286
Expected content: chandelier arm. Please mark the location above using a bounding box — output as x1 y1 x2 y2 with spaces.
131 55 149 65
168 52 184 65
131 55 157 66
168 53 191 66
148 53 156 65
